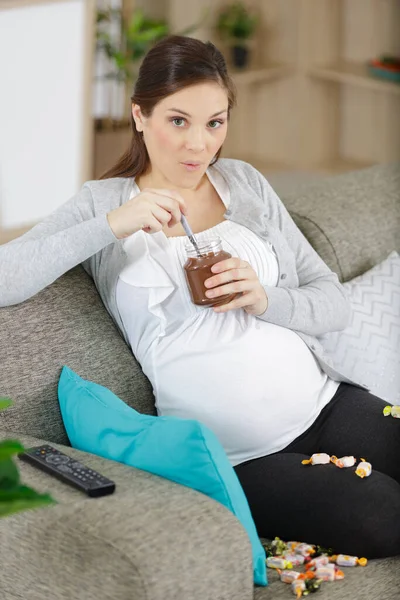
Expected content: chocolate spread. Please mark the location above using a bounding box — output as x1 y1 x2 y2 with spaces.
184 250 237 307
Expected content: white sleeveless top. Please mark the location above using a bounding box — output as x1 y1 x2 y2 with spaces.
116 167 340 466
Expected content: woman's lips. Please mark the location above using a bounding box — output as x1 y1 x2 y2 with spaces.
181 162 202 171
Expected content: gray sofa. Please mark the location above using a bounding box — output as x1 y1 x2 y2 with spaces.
1 164 399 600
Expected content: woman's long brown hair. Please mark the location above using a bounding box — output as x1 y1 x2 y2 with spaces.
99 35 237 180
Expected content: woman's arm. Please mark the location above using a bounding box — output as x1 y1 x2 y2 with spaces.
0 184 117 307
255 171 351 336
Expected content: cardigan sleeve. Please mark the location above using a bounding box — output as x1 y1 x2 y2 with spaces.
0 184 117 307
253 170 351 336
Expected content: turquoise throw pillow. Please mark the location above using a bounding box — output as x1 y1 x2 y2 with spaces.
58 366 267 586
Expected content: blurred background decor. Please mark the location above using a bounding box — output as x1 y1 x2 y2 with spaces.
95 6 169 126
368 54 400 84
215 1 259 68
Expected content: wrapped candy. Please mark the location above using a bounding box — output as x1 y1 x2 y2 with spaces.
279 569 302 583
294 543 316 557
355 460 372 478
383 405 400 418
284 553 306 567
292 578 323 597
291 579 306 597
271 537 288 556
330 455 357 468
315 564 335 581
301 453 331 466
314 563 345 581
335 554 367 567
266 556 293 569
305 555 330 569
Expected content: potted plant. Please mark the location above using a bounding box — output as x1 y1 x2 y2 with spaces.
216 1 259 68
0 398 55 518
95 7 203 127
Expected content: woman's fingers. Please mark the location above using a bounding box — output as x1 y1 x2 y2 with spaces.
205 278 257 299
210 258 249 274
213 292 256 313
205 263 257 291
147 188 187 223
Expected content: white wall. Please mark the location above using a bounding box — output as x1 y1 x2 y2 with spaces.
0 0 93 230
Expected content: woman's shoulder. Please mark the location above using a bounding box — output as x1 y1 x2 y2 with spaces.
81 176 134 209
84 175 133 195
214 157 264 187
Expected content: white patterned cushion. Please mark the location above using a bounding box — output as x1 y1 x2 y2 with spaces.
319 251 400 404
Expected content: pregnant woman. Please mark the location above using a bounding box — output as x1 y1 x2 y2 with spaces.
1 35 399 558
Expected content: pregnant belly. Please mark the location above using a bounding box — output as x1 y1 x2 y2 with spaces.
142 319 331 465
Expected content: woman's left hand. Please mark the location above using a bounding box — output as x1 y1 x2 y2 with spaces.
204 258 268 316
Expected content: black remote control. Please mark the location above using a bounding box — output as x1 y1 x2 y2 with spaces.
18 445 116 498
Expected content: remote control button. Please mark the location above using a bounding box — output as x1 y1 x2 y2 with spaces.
69 461 84 470
57 464 73 473
45 454 69 465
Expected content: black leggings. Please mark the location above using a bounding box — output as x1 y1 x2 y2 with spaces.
234 383 400 558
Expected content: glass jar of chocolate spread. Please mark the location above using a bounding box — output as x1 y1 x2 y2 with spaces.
184 236 237 307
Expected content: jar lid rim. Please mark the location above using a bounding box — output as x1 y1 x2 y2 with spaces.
184 236 222 252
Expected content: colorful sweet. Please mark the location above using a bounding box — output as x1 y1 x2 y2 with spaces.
266 556 293 569
284 553 306 567
279 569 302 583
383 405 400 418
334 554 367 567
301 453 331 465
355 459 372 478
330 455 357 468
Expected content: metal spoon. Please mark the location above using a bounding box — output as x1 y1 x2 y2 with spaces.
181 214 202 257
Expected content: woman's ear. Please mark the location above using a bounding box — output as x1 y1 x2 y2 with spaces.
132 104 144 132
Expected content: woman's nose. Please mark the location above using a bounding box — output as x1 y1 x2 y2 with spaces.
185 127 206 152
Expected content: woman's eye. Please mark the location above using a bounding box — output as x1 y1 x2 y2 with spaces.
208 120 223 129
172 118 185 127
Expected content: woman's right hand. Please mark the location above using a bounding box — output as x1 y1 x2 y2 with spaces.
107 188 187 240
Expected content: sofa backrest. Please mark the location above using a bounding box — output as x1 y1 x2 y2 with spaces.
281 163 400 282
0 267 155 445
1 163 398 442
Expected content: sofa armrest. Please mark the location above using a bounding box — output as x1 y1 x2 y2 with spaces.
0 430 253 600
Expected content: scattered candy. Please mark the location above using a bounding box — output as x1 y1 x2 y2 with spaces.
334 554 367 567
305 555 330 569
279 569 302 583
291 579 306 597
330 455 357 468
284 553 306 567
294 543 316 557
383 405 400 418
314 563 336 581
301 453 331 465
266 556 293 570
264 537 361 598
291 577 323 597
355 459 372 478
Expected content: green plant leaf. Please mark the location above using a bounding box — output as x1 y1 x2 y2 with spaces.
0 457 20 488
0 485 55 519
0 398 12 411
216 1 258 41
0 440 25 460
127 8 145 34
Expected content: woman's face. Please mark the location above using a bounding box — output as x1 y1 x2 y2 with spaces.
132 82 229 189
